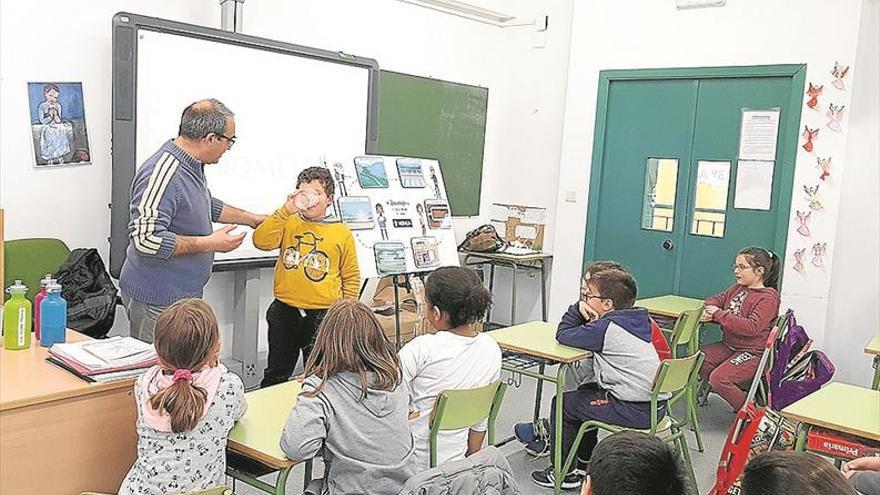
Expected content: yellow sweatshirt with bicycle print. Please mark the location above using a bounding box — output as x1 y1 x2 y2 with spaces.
253 206 360 309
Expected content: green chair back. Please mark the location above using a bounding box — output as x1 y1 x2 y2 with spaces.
428 380 507 467
3 238 70 304
670 308 703 357
650 352 705 430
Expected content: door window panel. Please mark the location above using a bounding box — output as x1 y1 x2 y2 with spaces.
691 160 730 237
641 158 679 232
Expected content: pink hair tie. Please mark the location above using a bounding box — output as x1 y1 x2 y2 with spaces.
172 369 193 382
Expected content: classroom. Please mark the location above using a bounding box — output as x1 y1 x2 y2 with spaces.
1 1 878 494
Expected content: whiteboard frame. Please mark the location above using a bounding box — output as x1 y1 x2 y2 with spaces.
109 12 379 277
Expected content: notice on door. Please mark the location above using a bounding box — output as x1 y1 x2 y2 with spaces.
734 160 774 210
738 109 780 161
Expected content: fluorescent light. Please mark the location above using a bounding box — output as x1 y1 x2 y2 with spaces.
398 0 523 25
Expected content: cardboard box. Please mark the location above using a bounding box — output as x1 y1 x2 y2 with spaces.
365 275 432 344
489 203 547 251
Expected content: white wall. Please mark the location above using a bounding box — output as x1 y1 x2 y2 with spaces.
823 0 879 387
551 0 877 384
0 0 574 355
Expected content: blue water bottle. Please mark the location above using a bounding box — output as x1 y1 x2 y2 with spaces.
39 282 67 347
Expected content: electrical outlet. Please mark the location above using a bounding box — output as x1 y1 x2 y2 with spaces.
565 190 577 203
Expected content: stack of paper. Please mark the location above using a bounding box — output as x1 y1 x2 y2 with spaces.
48 336 157 382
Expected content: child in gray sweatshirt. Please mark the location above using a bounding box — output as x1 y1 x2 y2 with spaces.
280 299 416 495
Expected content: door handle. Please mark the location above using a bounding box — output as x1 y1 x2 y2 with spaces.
662 239 674 250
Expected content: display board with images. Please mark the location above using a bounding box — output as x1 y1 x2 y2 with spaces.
332 155 459 279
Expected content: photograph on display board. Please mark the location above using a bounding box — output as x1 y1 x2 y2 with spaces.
337 196 375 230
28 82 92 167
374 241 407 275
354 156 389 188
411 236 440 269
424 199 451 229
396 158 427 188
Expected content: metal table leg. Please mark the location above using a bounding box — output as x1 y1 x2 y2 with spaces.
553 364 568 495
533 362 546 423
539 259 548 322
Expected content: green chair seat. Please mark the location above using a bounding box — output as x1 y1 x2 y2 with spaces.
428 380 507 468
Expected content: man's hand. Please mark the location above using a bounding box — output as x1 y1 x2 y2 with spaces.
206 225 245 253
249 213 268 228
843 457 880 479
578 301 599 322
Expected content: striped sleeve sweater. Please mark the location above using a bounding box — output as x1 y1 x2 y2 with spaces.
119 140 224 306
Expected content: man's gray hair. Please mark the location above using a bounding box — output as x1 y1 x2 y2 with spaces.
178 98 234 139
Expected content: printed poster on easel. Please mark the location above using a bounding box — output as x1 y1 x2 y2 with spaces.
330 155 459 279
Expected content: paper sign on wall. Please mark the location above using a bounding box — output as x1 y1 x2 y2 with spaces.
739 109 780 161
734 160 775 210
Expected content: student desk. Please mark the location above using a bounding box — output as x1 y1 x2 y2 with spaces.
636 294 704 319
781 382 880 454
226 380 311 495
0 330 137 495
865 334 880 390
488 321 591 495
462 251 552 327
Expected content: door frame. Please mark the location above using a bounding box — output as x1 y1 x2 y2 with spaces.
583 64 807 291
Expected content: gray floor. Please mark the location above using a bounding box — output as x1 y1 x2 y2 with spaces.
227 364 739 494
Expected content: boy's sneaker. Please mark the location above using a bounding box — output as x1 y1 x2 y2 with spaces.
530 466 583 490
514 419 550 457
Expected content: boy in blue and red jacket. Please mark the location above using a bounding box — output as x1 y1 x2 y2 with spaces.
529 268 667 490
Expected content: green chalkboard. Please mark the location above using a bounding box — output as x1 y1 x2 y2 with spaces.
377 70 488 216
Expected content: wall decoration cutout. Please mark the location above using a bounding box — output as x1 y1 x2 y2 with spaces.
804 185 824 211
375 203 389 240
337 196 375 230
332 161 350 197
795 210 812 237
354 156 390 188
27 82 92 167
830 62 850 90
801 126 819 153
805 83 823 110
816 157 832 181
793 248 807 274
428 165 444 199
826 104 845 132
811 242 827 267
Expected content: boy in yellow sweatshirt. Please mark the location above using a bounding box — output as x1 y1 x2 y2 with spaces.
253 166 360 388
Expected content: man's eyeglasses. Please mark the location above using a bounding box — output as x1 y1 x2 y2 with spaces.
216 133 236 148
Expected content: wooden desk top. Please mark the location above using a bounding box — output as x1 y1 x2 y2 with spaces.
865 334 880 356
637 295 704 318
488 321 590 364
461 251 552 262
781 382 880 441
1 330 135 412
227 380 301 469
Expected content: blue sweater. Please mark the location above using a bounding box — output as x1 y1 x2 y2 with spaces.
119 140 224 306
557 305 664 402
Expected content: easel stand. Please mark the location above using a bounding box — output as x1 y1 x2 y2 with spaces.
383 272 427 349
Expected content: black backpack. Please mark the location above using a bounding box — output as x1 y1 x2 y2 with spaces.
55 248 121 338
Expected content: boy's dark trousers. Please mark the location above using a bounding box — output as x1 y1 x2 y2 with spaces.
549 383 664 470
260 299 327 388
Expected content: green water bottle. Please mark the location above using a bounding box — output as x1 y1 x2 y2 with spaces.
3 280 32 350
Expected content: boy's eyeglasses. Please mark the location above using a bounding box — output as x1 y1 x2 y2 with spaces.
733 264 754 272
580 293 608 302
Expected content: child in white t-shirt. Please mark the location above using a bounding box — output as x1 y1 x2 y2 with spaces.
398 266 502 470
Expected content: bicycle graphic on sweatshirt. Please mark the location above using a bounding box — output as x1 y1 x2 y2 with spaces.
282 232 331 282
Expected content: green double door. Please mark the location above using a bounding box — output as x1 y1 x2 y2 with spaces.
585 66 805 298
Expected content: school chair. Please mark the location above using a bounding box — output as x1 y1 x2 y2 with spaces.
81 488 235 495
560 353 705 492
668 307 705 452
3 238 70 304
428 380 508 468
399 446 520 495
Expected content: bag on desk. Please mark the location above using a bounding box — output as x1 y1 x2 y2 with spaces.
458 224 507 253
55 248 121 339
